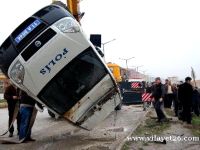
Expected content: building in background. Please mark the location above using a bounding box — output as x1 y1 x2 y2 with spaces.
128 69 143 79
168 76 179 84
192 80 200 88
127 69 154 82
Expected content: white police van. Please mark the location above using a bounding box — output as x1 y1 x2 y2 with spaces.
0 4 121 130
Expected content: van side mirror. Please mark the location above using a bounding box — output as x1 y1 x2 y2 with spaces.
90 34 101 48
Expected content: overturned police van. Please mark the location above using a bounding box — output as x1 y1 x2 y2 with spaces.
0 4 121 130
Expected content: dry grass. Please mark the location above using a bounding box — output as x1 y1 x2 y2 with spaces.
121 113 171 150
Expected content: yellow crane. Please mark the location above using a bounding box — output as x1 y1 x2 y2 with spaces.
67 0 81 22
0 74 6 80
107 63 122 83
52 0 82 22
0 73 6 93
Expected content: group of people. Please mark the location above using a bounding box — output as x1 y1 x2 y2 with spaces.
3 79 36 142
151 77 200 124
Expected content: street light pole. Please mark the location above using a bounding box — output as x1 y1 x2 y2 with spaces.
141 70 147 81
101 39 116 60
119 57 135 79
131 65 144 72
119 57 135 70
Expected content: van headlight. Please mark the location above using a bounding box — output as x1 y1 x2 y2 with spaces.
10 61 25 84
55 17 80 33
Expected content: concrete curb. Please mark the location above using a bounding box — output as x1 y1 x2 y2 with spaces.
115 109 149 150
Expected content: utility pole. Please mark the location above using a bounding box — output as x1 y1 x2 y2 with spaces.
119 57 135 79
141 70 147 81
131 65 143 72
191 67 197 87
101 39 116 60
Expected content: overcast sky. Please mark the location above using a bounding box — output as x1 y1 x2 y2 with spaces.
0 0 200 80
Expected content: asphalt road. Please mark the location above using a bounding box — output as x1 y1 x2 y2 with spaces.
0 105 146 150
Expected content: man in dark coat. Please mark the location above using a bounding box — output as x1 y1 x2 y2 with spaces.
192 87 200 116
151 77 166 122
172 84 179 117
178 77 193 124
4 80 20 137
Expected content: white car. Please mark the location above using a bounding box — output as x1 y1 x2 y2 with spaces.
0 4 121 130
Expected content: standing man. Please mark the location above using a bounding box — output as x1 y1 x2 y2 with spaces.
4 80 20 137
164 79 169 108
164 79 174 108
172 84 179 117
19 91 36 142
178 77 193 124
151 77 166 122
192 87 200 116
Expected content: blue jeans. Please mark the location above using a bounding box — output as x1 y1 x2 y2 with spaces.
19 106 33 140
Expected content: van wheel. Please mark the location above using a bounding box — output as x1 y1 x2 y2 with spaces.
48 110 55 118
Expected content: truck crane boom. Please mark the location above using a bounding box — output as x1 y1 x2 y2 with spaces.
67 0 81 22
52 0 82 22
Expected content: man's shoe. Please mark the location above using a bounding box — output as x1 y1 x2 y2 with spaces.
8 133 13 137
162 118 170 122
156 120 162 123
26 138 36 142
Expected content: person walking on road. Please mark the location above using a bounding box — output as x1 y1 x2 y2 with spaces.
4 80 20 137
151 77 166 122
178 77 193 124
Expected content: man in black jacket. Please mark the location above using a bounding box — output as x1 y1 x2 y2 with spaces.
192 87 200 116
4 80 20 137
151 77 166 122
178 77 193 124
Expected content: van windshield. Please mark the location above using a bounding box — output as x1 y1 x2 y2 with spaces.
38 47 107 114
